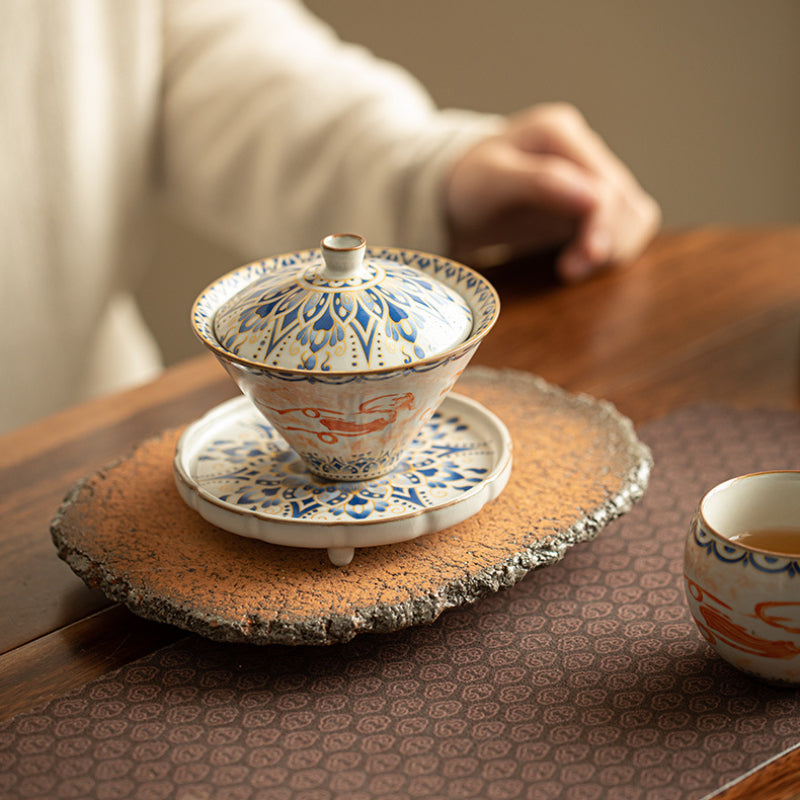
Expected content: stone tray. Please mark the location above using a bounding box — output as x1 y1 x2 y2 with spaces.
50 367 652 645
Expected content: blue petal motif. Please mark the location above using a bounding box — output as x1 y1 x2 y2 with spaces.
211 256 478 370
195 404 495 522
693 523 800 576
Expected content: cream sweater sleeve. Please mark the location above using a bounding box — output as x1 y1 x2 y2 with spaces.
160 0 502 258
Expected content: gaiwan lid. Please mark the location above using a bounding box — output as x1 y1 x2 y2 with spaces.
213 234 473 372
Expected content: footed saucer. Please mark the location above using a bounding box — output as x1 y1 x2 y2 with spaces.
174 393 512 565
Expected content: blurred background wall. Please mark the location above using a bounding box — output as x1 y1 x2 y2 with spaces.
139 0 800 366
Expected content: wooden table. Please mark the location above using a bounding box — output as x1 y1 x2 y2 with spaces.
1 227 799 797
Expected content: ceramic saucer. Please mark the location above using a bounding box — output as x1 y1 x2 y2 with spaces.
174 393 512 565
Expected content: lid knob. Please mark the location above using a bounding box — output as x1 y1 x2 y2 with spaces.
319 233 367 280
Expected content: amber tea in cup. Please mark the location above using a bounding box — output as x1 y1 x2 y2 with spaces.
728 527 800 555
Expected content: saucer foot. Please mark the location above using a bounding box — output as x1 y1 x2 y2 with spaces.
327 547 355 566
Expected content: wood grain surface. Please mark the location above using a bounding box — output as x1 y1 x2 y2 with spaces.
1 227 799 798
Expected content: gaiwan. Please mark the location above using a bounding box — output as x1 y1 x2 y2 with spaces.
191 233 500 482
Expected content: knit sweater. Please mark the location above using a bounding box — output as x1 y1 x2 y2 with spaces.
1 0 499 432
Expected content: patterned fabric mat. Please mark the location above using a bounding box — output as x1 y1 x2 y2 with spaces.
2 404 800 800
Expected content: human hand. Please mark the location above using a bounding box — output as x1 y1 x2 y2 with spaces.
445 103 661 281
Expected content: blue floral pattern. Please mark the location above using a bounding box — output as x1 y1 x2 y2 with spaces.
192 247 498 376
212 258 473 371
192 405 496 523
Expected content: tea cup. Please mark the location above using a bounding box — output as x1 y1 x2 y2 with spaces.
683 470 800 684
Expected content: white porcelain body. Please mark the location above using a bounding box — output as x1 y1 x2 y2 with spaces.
217 347 474 480
683 471 800 684
192 245 499 481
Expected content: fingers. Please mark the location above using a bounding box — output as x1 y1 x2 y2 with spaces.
447 135 598 231
510 103 637 191
493 143 659 279
498 147 599 217
558 224 612 282
557 178 662 282
445 135 600 258
444 103 661 272
508 103 661 281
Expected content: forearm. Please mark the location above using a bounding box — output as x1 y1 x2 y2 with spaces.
160 0 500 257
